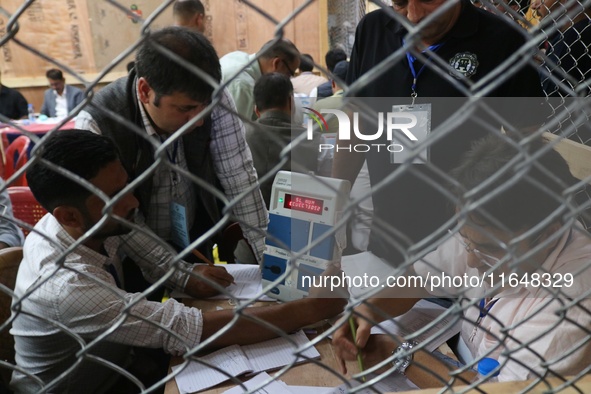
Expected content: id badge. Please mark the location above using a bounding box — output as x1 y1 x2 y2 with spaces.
170 202 190 249
390 103 431 164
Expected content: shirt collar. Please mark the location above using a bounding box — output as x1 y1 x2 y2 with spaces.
54 85 68 98
258 109 292 123
50 214 120 270
248 53 263 81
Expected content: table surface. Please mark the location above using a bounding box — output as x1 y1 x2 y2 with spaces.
0 119 75 135
163 298 360 394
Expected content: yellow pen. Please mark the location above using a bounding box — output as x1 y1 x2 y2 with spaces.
349 316 366 382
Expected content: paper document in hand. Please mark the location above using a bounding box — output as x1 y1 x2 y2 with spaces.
170 264 274 300
209 264 274 301
371 299 461 352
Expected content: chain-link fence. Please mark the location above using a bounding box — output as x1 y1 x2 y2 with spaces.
1 0 591 393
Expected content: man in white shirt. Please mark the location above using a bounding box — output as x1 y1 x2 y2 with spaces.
40 69 84 119
332 134 591 387
10 129 346 393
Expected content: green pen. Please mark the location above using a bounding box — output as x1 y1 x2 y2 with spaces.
349 316 366 382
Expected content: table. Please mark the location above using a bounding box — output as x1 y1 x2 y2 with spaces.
0 119 75 137
0 120 76 160
163 298 361 394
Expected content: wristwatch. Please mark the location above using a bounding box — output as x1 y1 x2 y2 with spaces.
391 341 418 375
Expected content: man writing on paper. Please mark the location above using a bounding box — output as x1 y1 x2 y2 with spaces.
76 27 267 291
333 134 591 386
10 130 346 393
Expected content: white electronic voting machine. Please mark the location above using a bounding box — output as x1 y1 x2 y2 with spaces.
262 171 350 301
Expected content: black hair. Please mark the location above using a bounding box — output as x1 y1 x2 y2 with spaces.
450 134 578 231
325 48 347 72
27 130 120 213
173 0 205 18
46 69 63 80
254 73 293 112
299 54 314 72
135 26 220 103
258 39 300 64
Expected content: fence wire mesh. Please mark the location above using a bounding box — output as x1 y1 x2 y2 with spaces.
0 0 591 393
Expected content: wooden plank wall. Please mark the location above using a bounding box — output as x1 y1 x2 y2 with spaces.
0 0 322 111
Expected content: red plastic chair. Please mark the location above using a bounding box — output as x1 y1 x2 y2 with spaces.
0 132 8 177
7 186 47 237
4 136 30 187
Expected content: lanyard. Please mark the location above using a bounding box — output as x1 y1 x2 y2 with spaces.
159 135 180 165
404 41 444 104
469 298 498 342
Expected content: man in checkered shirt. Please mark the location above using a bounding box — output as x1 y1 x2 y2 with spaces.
76 27 268 297
10 130 345 393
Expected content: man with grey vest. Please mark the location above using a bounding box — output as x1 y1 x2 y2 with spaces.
75 27 268 296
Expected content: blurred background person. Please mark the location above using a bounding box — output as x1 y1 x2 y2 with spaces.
40 69 84 119
173 0 206 33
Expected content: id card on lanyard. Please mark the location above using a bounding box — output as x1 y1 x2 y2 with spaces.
390 103 431 164
170 201 191 248
388 41 442 165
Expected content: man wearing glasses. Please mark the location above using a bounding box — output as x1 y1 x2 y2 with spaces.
220 38 300 121
333 134 591 386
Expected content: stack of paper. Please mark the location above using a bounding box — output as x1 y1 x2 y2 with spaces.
173 330 320 393
222 372 295 394
171 264 274 301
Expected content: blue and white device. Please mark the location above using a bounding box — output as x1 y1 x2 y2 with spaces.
262 171 350 301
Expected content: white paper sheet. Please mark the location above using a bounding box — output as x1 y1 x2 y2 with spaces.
242 330 321 373
173 331 320 393
170 264 274 301
209 264 274 301
172 345 252 394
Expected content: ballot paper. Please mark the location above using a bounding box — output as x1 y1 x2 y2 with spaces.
370 299 461 352
173 330 320 393
170 264 274 301
209 264 274 301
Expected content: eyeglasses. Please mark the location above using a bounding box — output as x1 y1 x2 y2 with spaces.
448 229 546 268
449 230 500 267
280 58 296 77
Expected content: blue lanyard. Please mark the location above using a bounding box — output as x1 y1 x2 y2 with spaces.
470 298 498 342
159 135 179 165
479 298 498 318
404 41 444 99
